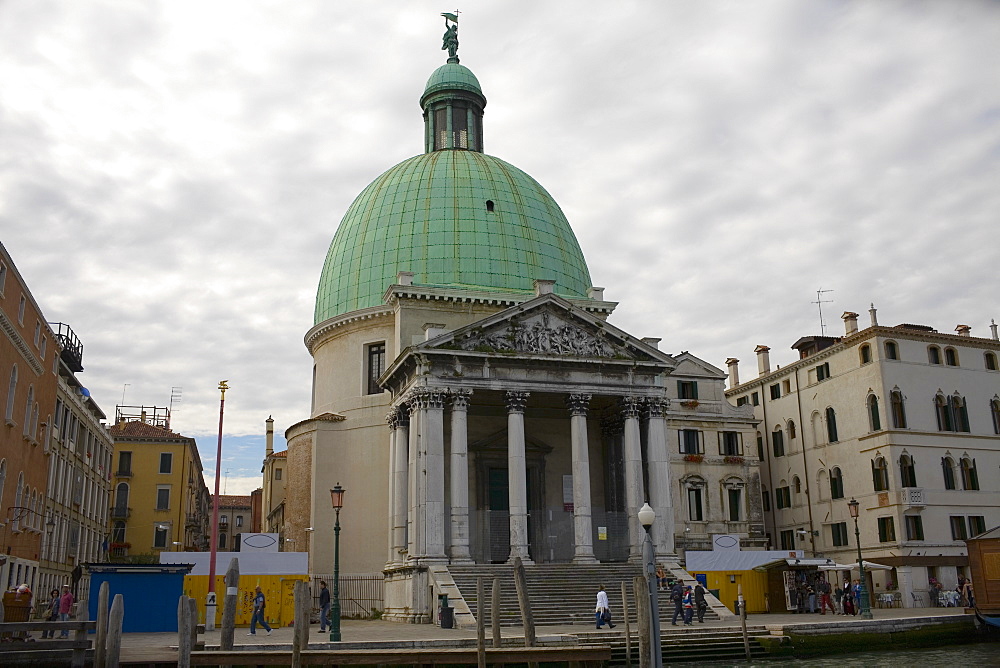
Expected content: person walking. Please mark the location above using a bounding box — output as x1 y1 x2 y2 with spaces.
818 577 835 615
318 581 331 633
682 586 694 626
41 589 60 638
595 585 615 629
58 585 74 638
670 580 685 625
247 585 272 636
693 582 708 623
852 579 862 615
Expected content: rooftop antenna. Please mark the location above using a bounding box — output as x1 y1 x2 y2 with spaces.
120 383 130 406
168 387 182 427
812 288 834 336
224 468 230 494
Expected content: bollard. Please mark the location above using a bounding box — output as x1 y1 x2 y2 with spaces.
220 558 239 651
177 596 193 668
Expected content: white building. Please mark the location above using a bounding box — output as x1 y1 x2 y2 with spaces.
725 307 1000 606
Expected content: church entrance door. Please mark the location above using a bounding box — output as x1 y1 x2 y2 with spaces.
485 466 540 563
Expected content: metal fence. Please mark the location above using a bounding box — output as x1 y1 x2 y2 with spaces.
311 573 384 618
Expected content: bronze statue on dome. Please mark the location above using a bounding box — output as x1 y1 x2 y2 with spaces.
442 11 459 63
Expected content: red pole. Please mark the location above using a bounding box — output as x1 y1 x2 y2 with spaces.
206 380 228 631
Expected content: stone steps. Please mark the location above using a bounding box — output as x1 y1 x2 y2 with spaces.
448 564 722 626
581 627 772 664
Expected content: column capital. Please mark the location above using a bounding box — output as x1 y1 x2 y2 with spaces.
449 388 473 411
505 390 530 414
386 408 400 430
410 387 447 410
566 393 592 417
643 397 671 418
620 395 643 419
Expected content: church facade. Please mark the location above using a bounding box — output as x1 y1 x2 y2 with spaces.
283 29 763 623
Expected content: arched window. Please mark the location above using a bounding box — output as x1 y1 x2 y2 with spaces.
935 393 953 431
815 469 828 501
891 389 907 428
793 475 802 495
899 454 917 487
868 394 881 431
928 346 942 364
826 407 839 443
985 352 998 371
13 472 24 531
0 460 6 509
772 425 785 457
830 467 844 499
872 457 890 492
4 365 16 422
219 532 228 550
991 397 1000 435
811 411 823 445
114 482 130 515
885 341 899 360
944 347 959 366
961 457 979 491
22 385 33 437
683 476 706 521
29 403 39 441
860 344 872 364
723 478 745 522
788 420 797 440
942 456 956 490
950 394 971 432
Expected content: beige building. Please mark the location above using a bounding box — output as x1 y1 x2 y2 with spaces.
211 494 251 551
260 416 287 537
726 308 1000 606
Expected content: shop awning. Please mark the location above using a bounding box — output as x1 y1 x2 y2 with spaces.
817 560 892 571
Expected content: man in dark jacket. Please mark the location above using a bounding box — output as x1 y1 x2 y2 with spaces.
318 581 331 633
670 581 685 625
693 583 708 622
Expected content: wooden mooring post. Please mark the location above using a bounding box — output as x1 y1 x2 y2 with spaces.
633 576 650 668
105 593 124 668
621 580 632 668
178 596 193 668
476 576 486 668
220 558 239 651
95 580 109 668
292 580 310 668
739 583 751 660
491 576 502 648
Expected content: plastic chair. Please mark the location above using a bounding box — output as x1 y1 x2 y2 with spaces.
910 591 925 606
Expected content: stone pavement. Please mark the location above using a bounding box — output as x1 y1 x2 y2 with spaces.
119 605 969 658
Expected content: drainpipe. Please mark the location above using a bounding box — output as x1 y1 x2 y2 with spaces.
759 383 778 548
794 366 817 556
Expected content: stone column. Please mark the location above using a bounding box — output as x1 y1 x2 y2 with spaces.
389 407 409 566
568 394 597 563
406 395 421 560
645 398 676 562
417 388 448 561
621 396 645 562
386 409 398 566
896 566 914 608
449 389 473 563
506 391 532 564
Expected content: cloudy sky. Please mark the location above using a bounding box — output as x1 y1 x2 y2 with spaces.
2 1 998 494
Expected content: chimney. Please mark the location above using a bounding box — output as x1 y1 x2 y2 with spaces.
533 279 555 296
641 337 661 350
869 303 879 327
755 345 771 376
726 358 740 389
265 415 274 457
588 286 605 300
991 319 998 341
396 271 414 286
955 324 971 337
842 311 859 336
140 410 147 423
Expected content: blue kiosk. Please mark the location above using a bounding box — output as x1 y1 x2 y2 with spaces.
86 563 193 632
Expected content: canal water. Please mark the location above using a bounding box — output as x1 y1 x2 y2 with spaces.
664 640 999 666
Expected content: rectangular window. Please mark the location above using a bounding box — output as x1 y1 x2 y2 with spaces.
159 452 173 474
687 488 703 521
720 431 741 456
275 468 282 481
782 379 791 394
769 384 781 400
117 451 132 476
236 515 243 527
366 342 386 395
0 261 6 292
776 486 791 509
40 335 47 359
677 380 699 400
154 525 168 549
772 430 785 457
950 516 968 541
33 321 40 346
728 488 741 521
679 429 702 455
877 517 896 542
969 516 986 537
831 522 849 547
18 294 26 324
780 529 795 550
751 392 760 406
762 489 771 512
756 434 764 460
156 486 170 511
736 396 749 407
816 362 831 381
905 516 924 541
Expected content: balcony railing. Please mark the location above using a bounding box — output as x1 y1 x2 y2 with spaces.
901 487 926 507
115 469 133 478
110 506 131 520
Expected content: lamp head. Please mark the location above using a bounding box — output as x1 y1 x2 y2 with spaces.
637 503 655 528
848 497 860 519
330 483 345 510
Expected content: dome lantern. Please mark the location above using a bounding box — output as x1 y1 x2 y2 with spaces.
421 15 485 153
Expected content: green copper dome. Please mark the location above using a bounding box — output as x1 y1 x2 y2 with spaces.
422 63 483 102
314 150 593 323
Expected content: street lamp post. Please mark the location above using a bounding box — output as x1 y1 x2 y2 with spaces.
847 498 873 619
638 503 663 668
329 483 345 642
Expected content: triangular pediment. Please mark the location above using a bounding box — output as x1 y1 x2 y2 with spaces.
673 352 726 379
418 293 673 365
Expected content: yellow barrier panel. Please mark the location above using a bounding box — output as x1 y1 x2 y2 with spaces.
183 573 310 627
692 571 770 614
